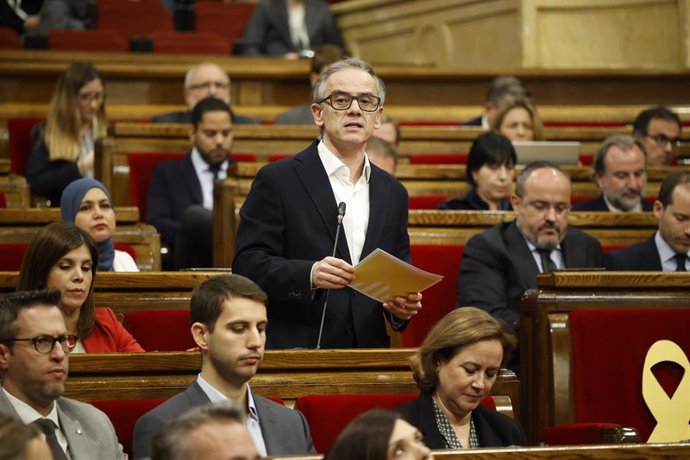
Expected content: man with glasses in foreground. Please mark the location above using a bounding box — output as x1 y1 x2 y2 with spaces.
152 61 257 124
633 106 683 166
0 289 126 459
233 57 421 349
457 161 602 336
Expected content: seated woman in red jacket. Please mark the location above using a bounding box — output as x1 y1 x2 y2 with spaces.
17 221 144 353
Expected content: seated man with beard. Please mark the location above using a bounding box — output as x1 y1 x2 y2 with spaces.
572 135 652 212
457 161 602 329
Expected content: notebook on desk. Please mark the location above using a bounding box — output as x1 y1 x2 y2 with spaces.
513 141 581 165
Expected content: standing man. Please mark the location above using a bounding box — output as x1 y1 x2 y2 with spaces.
147 97 234 269
604 171 690 271
457 161 602 328
133 274 313 459
572 135 652 212
233 57 421 349
632 106 682 166
0 289 126 460
152 61 257 125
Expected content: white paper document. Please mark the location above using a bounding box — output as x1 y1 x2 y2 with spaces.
349 248 444 302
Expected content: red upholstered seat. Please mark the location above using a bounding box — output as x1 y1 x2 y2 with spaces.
545 308 690 444
7 117 43 176
129 152 185 222
268 154 291 162
195 2 255 50
122 309 196 351
0 27 22 49
0 243 29 270
0 192 6 208
408 195 448 210
48 29 128 52
403 245 463 347
151 31 230 55
409 153 468 165
97 0 173 40
114 243 138 262
296 393 496 453
90 399 166 457
231 152 258 163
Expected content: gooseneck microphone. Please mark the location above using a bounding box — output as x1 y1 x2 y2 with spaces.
316 202 347 349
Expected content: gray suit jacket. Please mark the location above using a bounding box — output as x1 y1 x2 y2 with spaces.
457 221 603 326
132 381 314 459
0 387 126 460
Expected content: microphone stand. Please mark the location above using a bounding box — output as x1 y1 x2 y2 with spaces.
316 202 346 349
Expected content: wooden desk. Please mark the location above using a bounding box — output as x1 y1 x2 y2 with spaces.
0 207 160 270
67 349 520 417
520 271 690 445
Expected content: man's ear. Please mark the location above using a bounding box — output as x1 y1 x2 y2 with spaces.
191 322 209 351
188 125 196 144
653 200 663 220
310 103 324 127
0 343 11 371
509 194 520 211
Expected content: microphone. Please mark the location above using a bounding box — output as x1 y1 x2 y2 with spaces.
316 202 346 349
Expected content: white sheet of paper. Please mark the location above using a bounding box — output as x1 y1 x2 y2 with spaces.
349 248 443 302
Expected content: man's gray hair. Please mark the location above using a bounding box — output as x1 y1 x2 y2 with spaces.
184 62 230 89
592 134 647 178
150 400 245 460
312 57 385 105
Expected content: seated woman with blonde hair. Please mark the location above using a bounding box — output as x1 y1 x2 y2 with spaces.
17 222 144 353
490 99 544 142
61 177 139 272
396 307 525 449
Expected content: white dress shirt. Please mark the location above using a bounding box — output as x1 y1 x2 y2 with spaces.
525 238 565 272
655 231 690 272
190 147 229 210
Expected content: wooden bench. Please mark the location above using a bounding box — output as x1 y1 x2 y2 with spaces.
271 444 690 459
0 175 29 207
520 271 690 445
0 270 220 312
66 349 519 416
0 207 161 270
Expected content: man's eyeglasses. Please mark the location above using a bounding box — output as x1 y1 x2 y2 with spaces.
2 335 78 354
646 134 682 149
318 93 381 112
187 81 230 91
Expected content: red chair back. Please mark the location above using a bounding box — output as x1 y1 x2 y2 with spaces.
97 0 173 40
114 243 138 262
122 309 196 351
89 398 166 457
570 308 690 441
195 2 255 49
7 117 43 176
129 152 185 222
409 153 468 165
408 195 448 210
403 244 463 347
48 29 128 52
0 27 22 49
0 243 28 270
296 393 496 453
151 31 230 55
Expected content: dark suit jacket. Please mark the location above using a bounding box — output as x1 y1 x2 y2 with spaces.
26 123 84 206
603 236 662 270
457 221 603 325
463 115 483 127
0 387 126 459
233 140 410 348
239 0 344 56
146 152 203 246
151 110 258 125
572 194 653 212
132 381 314 459
396 392 526 448
274 104 314 125
437 189 511 211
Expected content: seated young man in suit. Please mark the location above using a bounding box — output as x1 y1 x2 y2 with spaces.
463 76 529 129
133 274 314 459
632 106 682 167
573 134 652 212
0 289 126 460
152 62 257 125
604 171 690 271
147 97 235 269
